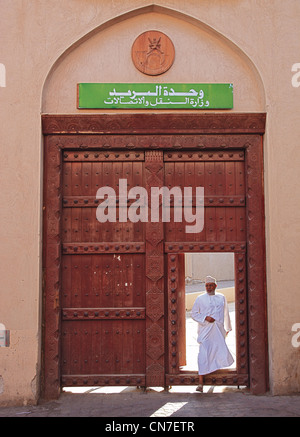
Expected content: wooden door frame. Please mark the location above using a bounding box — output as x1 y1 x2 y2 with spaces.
42 113 267 398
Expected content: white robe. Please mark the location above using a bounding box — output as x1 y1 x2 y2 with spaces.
191 292 234 375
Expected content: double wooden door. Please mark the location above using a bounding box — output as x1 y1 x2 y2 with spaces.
42 113 268 398
59 148 247 388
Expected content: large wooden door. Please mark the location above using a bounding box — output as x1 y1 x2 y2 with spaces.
42 113 268 398
60 151 147 387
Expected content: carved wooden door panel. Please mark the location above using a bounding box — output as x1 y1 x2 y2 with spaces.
60 151 147 387
164 150 249 387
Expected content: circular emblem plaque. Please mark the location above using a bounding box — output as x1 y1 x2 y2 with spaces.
131 30 175 76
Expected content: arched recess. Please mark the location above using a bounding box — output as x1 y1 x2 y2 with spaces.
41 4 266 113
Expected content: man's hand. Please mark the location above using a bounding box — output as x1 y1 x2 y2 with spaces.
205 316 215 323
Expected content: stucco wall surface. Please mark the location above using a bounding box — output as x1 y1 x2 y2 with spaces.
0 0 299 405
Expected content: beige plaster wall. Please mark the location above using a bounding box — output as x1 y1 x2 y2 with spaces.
0 0 299 404
185 253 234 282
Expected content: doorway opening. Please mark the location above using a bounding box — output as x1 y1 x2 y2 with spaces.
182 252 236 373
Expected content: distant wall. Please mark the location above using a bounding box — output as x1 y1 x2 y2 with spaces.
185 253 235 282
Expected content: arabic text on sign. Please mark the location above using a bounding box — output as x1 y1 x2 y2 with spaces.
104 85 208 107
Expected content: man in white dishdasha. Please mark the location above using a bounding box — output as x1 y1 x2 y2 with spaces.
191 275 234 392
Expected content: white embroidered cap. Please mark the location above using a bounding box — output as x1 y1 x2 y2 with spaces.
205 275 217 284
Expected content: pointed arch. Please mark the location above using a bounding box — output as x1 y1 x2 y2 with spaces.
41 4 266 110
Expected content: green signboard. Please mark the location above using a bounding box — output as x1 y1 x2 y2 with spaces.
78 83 233 109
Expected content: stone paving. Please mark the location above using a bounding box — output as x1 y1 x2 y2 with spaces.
0 386 300 417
